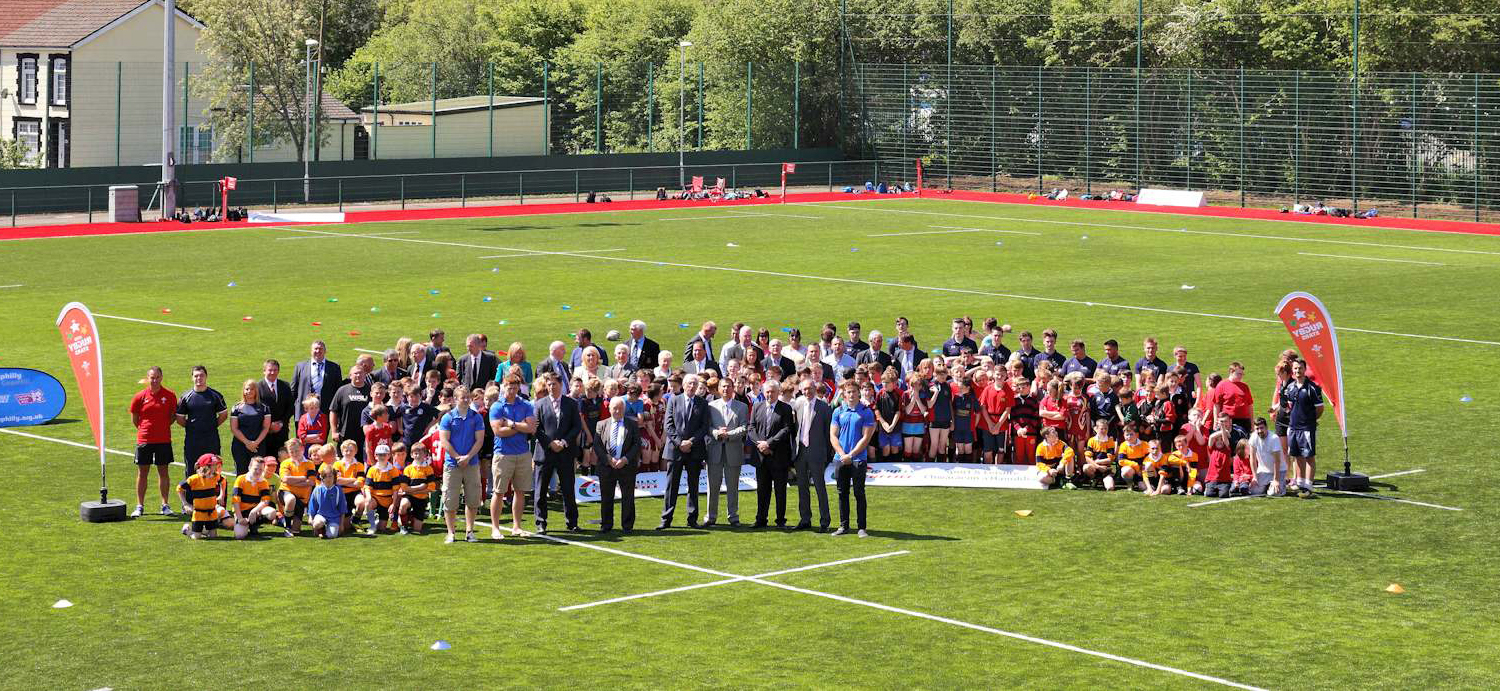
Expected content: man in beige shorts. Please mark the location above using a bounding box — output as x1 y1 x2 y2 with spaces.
439 386 487 544
488 375 538 539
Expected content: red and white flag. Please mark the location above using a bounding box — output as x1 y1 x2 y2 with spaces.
781 163 796 174
56 302 106 462
1274 292 1346 437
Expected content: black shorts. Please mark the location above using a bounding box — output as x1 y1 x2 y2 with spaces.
279 492 306 516
1287 429 1316 458
191 519 224 532
373 503 391 521
1275 416 1290 438
343 492 360 515
404 496 429 517
136 442 174 466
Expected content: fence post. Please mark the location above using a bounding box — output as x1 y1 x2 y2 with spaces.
115 62 122 165
902 63 910 182
575 170 580 202
430 62 438 158
595 63 603 153
731 164 737 188
629 169 634 200
400 176 406 210
1475 72 1481 222
87 187 93 223
1411 72 1417 218
1085 66 1092 195
647 62 654 153
371 62 379 160
991 64 997 192
10 191 14 227
461 174 466 207
745 62 753 150
245 62 253 163
1239 66 1246 207
874 160 880 187
1351 67 1359 212
271 180 277 212
1036 64 1043 193
542 61 550 155
338 179 343 212
182 62 189 163
697 61 704 149
488 61 495 158
1186 69 1192 191
519 172 524 205
1293 70 1299 205
828 162 834 192
793 60 800 149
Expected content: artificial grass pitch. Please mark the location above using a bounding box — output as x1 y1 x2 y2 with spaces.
2 197 1498 690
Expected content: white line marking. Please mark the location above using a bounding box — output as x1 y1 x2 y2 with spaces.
558 551 909 611
94 313 215 332
0 428 135 457
1322 490 1461 511
657 213 773 221
0 284 22 288
476 248 626 259
1296 252 1446 266
275 230 419 240
274 227 1500 347
1187 495 1260 508
1369 468 1426 480
930 225 1044 235
798 202 1500 257
353 348 386 355
726 209 822 220
485 522 1263 689
866 226 1041 237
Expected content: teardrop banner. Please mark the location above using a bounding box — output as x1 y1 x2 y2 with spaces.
57 302 124 520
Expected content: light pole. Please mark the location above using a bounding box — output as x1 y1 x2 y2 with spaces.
678 40 692 190
303 38 318 202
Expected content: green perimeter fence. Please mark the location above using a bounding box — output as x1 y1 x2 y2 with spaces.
0 159 884 224
852 64 1500 222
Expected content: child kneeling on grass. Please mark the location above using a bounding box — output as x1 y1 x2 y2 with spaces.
308 465 347 539
399 445 438 535
1081 419 1118 490
362 444 406 535
179 453 232 539
231 456 280 539
1034 426 1076 489
1117 426 1150 492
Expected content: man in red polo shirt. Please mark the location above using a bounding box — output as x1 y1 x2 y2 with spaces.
129 366 178 518
1210 362 1255 433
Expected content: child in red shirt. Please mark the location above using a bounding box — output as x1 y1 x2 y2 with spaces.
1230 440 1255 495
363 405 396 461
1202 413 1235 498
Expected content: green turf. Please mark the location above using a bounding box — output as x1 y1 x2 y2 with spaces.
2 197 1498 690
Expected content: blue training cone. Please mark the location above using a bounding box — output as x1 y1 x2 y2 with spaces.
430 640 451 651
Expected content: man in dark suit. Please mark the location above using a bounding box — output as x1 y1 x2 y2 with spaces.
857 331 895 372
792 378 834 531
626 320 661 372
887 317 918 356
683 321 717 362
258 358 296 457
592 398 640 533
891 333 927 378
659 373 710 529
765 339 797 381
291 340 342 415
536 341 574 396
749 379 794 528
369 349 408 387
681 340 719 377
408 342 433 386
532 372 580 532
457 333 500 391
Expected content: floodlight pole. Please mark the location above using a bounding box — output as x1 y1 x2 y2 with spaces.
679 41 692 190
161 0 176 218
304 38 318 203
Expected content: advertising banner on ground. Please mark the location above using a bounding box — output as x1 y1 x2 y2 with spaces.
1274 292 1347 437
55 303 105 464
0 368 67 427
573 462 1044 502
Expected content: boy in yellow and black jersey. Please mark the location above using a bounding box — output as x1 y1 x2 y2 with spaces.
178 453 231 539
362 444 407 535
232 456 280 539
1080 419 1119 490
1034 426 1076 489
399 444 438 535
278 447 319 536
1116 426 1151 492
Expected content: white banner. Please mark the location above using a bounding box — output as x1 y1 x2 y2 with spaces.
248 211 346 224
573 462 1044 502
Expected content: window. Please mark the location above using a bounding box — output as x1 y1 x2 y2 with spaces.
17 54 38 105
49 55 69 106
13 118 41 159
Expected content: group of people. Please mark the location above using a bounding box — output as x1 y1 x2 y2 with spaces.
128 316 1325 542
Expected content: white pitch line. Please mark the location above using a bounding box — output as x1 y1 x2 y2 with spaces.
867 227 1042 237
0 428 135 457
476 248 626 260
270 227 1500 347
353 348 386 355
488 523 1262 690
1368 468 1426 480
797 202 1500 257
275 230 420 241
94 313 215 332
0 284 22 288
1297 252 1446 266
559 550 909 611
930 225 1044 235
1322 490 1461 511
657 213 773 221
726 209 822 220
1187 494 1260 508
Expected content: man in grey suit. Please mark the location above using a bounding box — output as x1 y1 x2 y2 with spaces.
533 372 581 533
750 379 795 528
706 377 749 527
369 349 408 387
681 340 720 377
257 359 295 457
659 374 710 529
291 340 342 415
457 333 500 392
592 398 640 533
792 378 833 531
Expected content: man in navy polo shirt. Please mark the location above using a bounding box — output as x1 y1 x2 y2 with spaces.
1280 359 1324 498
1061 339 1098 380
439 386 487 543
1135 337 1169 381
1097 339 1131 378
174 365 227 479
829 380 877 537
941 318 978 357
1030 328 1065 374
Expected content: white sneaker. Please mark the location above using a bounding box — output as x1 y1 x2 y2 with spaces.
465 531 478 543
490 528 504 540
160 503 176 516
857 529 869 538
131 505 144 518
366 525 378 536
444 533 456 544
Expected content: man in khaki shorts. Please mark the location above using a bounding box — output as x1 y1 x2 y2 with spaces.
489 375 538 538
439 386 487 543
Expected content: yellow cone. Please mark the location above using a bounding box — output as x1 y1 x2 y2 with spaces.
1014 510 1033 518
1385 583 1405 594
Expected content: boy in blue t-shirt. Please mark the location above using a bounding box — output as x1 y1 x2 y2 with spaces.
307 465 348 538
830 380 878 537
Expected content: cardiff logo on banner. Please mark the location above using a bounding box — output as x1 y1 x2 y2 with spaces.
56 302 106 460
1274 292 1346 437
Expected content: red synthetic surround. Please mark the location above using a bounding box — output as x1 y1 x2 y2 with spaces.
3 187 1499 241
